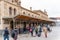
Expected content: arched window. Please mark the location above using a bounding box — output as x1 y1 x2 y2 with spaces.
32 15 33 16
9 7 12 15
28 14 30 16
23 12 25 14
14 8 16 15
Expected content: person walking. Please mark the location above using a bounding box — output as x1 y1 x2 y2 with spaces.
43 25 48 38
47 25 52 32
26 24 30 33
30 24 35 36
3 27 9 40
11 28 18 40
37 25 42 37
35 24 38 36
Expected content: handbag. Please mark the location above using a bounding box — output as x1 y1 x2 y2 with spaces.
30 28 32 32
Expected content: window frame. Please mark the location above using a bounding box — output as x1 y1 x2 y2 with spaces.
9 7 12 15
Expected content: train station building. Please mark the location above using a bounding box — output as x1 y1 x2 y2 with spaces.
0 0 53 31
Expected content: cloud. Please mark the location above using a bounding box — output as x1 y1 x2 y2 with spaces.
21 0 60 17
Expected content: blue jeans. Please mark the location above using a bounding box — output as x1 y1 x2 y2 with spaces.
4 36 9 40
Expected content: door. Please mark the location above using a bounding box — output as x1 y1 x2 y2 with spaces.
10 21 14 30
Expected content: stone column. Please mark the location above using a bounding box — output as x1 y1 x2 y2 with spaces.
13 18 16 29
0 18 4 35
1 18 4 30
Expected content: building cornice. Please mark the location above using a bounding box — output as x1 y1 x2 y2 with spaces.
20 7 40 15
33 10 48 16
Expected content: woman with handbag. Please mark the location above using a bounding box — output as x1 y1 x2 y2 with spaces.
43 25 48 38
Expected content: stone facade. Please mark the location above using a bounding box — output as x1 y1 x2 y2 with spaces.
0 0 52 30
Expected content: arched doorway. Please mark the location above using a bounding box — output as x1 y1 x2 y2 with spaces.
10 21 14 30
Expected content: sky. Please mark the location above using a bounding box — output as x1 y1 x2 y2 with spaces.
21 0 60 17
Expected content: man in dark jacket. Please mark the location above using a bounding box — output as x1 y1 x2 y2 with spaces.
3 27 9 40
38 27 42 37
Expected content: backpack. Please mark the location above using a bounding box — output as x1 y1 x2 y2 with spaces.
39 27 42 32
47 27 51 32
11 31 15 38
4 30 9 36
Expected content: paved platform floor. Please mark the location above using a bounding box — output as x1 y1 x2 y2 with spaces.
0 26 60 40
